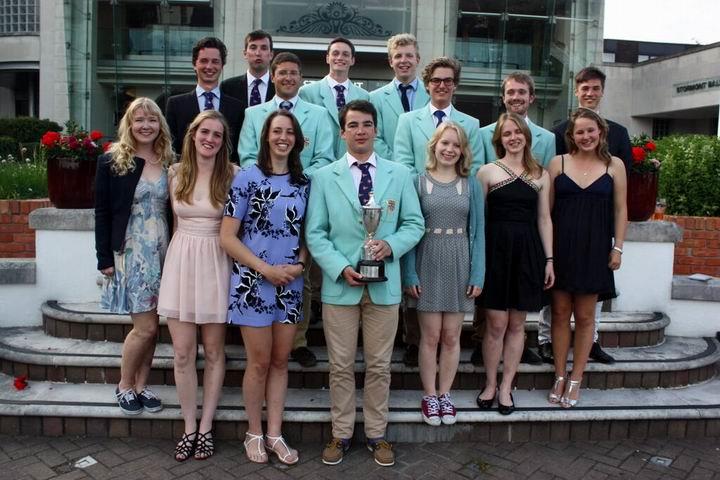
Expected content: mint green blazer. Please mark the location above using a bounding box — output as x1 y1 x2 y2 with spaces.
480 118 556 167
298 76 370 159
369 80 430 159
305 155 425 305
393 105 484 176
237 97 335 175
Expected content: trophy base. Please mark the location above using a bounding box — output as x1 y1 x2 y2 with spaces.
357 260 387 283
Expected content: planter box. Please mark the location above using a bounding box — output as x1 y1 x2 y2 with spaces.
0 199 52 258
667 215 720 277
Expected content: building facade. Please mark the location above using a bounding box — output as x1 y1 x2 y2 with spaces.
4 0 605 136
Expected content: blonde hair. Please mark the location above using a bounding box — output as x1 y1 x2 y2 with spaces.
174 110 235 209
387 33 418 58
425 121 472 177
492 113 542 178
108 97 174 176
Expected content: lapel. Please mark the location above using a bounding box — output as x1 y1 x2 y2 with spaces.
383 83 404 117
371 157 391 204
319 76 340 127
346 82 363 102
239 76 249 103
414 85 430 110
416 106 436 141
527 118 543 143
332 155 361 214
292 98 311 129
265 82 276 102
185 90 200 118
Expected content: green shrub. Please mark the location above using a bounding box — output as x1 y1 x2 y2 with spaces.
0 156 47 200
657 135 720 216
0 117 62 144
0 136 16 158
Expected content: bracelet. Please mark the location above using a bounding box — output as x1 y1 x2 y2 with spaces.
546 256 554 262
296 261 306 271
612 246 623 254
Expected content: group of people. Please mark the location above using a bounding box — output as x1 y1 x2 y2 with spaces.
94 29 629 468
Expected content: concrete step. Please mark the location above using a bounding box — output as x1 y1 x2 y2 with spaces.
1 327 717 390
0 373 718 443
42 301 670 348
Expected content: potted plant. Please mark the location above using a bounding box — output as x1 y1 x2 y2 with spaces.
627 134 661 222
40 121 108 209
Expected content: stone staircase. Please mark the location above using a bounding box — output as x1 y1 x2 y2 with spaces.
0 301 719 443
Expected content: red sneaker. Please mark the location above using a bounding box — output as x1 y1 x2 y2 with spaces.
421 395 441 426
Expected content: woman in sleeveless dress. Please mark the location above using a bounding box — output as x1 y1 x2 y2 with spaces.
94 97 173 416
220 110 309 465
475 113 554 415
402 122 485 426
157 110 238 461
546 108 627 408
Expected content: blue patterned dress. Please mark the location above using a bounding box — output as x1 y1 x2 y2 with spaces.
101 173 169 313
224 165 309 327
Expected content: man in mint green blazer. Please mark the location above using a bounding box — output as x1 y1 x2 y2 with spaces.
394 57 484 175
238 52 334 176
369 33 430 160
298 37 370 159
306 100 424 467
480 72 555 167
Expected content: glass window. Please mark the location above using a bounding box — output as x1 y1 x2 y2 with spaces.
0 0 39 35
262 0 411 40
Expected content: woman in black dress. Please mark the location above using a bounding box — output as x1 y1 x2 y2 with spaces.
547 108 627 408
475 113 554 415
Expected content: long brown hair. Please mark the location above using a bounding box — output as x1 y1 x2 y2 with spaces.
425 121 471 177
492 112 542 178
108 97 174 175
174 110 234 208
565 108 612 165
257 110 307 185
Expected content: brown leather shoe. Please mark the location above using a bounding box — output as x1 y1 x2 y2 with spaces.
366 439 395 466
322 438 350 465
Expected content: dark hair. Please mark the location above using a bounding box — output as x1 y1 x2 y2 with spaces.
327 37 355 56
575 66 606 89
257 110 308 186
339 100 377 131
565 108 612 165
422 57 461 87
271 52 302 75
244 29 273 51
502 72 535 97
492 113 542 178
192 37 227 66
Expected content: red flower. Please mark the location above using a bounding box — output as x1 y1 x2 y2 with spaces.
645 141 656 151
102 141 113 152
13 375 28 390
41 131 61 147
631 146 646 163
90 130 103 141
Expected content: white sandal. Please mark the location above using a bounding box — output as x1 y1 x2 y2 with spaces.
265 434 299 465
244 432 268 464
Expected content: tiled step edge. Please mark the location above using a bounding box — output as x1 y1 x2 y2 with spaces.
42 302 670 348
0 375 718 443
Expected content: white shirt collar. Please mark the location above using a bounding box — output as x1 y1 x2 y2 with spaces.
347 152 377 169
195 84 221 98
247 71 270 86
327 76 351 91
429 103 452 117
273 95 300 111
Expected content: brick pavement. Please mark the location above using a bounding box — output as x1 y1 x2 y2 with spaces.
0 434 718 479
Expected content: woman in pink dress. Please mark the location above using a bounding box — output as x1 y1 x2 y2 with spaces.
158 110 238 461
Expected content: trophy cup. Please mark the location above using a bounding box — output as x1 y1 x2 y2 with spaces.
357 192 387 282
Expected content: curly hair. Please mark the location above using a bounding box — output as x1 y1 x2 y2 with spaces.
107 97 174 176
421 57 461 87
565 108 612 165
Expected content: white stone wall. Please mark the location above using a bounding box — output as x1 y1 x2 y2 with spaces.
39 0 69 124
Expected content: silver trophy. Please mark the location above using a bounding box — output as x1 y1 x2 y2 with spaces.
357 192 387 283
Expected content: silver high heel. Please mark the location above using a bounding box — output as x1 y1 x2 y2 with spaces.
560 379 582 408
548 376 566 404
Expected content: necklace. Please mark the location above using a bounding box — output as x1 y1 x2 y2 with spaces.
145 156 161 166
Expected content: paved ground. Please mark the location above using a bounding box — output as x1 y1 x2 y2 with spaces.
1 434 719 479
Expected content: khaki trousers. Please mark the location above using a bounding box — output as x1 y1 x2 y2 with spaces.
293 258 322 350
323 289 399 439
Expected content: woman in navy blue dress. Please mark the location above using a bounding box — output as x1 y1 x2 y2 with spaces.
547 108 627 408
220 110 309 465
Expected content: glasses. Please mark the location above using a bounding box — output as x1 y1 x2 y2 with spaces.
429 77 455 86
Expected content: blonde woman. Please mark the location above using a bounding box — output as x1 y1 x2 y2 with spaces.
157 110 238 461
402 121 485 426
95 97 174 416
475 113 554 415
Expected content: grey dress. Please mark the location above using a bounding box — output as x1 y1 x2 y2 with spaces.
415 173 473 313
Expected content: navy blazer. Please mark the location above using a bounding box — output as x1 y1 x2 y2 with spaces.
165 90 243 164
94 154 172 270
220 74 275 131
553 118 632 171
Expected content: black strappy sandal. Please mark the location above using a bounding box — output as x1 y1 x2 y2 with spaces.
174 431 197 462
194 431 215 460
